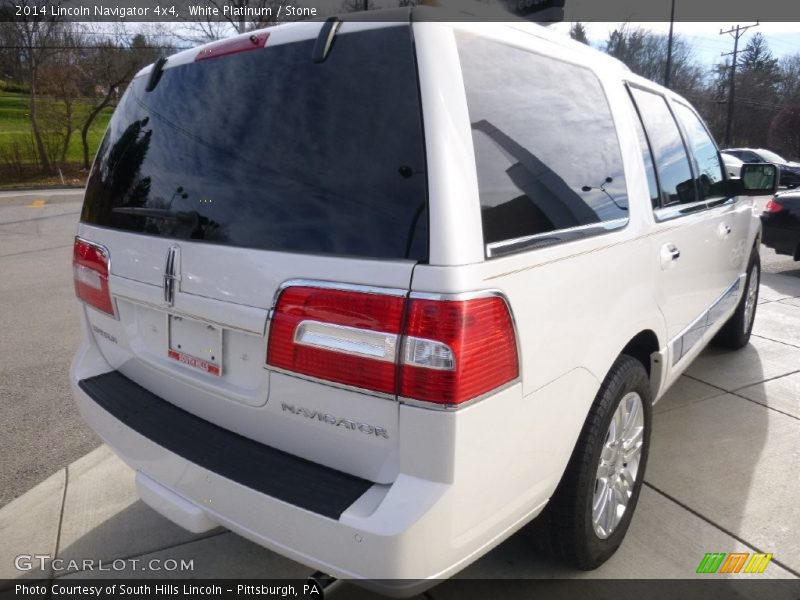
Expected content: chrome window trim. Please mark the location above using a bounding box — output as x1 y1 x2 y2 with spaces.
485 218 629 259
653 199 712 223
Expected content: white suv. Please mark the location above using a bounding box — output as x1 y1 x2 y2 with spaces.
70 14 777 596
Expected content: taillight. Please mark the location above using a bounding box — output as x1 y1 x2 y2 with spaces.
765 198 785 213
266 285 519 407
267 286 405 394
400 296 519 405
73 238 115 316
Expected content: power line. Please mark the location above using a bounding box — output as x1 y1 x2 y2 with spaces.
719 22 759 147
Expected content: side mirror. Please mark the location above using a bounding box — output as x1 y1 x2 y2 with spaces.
735 163 779 196
728 163 780 196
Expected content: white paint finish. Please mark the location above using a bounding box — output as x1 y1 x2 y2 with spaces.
413 23 484 266
73 381 549 586
71 16 768 592
136 472 219 534
410 232 666 400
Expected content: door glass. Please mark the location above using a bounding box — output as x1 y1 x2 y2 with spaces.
456 32 629 256
672 102 727 201
630 88 696 207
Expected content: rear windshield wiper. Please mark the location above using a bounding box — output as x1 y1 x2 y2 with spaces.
112 207 198 225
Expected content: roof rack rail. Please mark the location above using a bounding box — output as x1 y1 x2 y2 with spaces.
313 17 342 64
145 57 167 92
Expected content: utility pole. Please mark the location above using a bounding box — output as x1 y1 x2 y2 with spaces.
664 0 676 88
720 22 758 148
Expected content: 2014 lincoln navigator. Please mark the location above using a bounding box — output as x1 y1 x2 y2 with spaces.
70 11 778 596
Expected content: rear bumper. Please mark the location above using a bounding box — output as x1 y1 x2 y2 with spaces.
71 335 594 594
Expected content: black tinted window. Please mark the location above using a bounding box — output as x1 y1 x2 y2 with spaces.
630 88 696 207
81 27 428 261
456 33 628 257
672 102 726 200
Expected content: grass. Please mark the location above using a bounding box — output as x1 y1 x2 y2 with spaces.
0 90 113 167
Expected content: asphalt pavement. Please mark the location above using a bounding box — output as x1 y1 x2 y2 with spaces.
0 189 99 508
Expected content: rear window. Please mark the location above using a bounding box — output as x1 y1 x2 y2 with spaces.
456 33 629 258
81 26 428 261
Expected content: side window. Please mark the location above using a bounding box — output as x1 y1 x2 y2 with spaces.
630 88 697 207
456 33 629 257
672 102 726 201
741 151 761 163
628 94 661 209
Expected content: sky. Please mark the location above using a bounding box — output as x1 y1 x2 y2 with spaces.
549 22 800 68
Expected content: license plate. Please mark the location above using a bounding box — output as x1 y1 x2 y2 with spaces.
168 315 222 376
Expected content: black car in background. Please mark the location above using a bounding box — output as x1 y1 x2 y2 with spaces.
723 148 800 188
761 190 800 260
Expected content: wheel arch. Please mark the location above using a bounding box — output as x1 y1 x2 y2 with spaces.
620 330 660 378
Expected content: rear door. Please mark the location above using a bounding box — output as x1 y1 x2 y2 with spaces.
627 86 723 370
76 22 428 484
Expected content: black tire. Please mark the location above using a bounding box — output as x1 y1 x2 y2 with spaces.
531 355 652 570
711 252 760 350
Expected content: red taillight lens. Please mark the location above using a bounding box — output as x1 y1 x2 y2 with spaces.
765 199 785 213
73 238 115 316
267 287 405 394
399 297 519 405
266 286 519 406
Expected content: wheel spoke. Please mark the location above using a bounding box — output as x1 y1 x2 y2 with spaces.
621 398 640 438
604 486 617 533
619 467 635 494
592 391 645 539
623 428 643 463
593 482 610 525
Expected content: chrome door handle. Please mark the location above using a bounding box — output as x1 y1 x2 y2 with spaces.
660 243 681 269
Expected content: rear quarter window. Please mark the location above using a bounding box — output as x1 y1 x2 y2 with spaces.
456 33 629 258
81 26 428 261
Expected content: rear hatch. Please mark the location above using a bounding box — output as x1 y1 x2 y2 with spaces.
76 22 428 484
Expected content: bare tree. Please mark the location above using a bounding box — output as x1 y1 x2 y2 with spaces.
769 104 800 160
604 25 704 99
38 26 81 163
76 27 159 169
7 0 62 173
778 53 800 102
